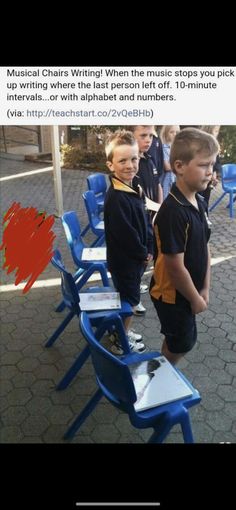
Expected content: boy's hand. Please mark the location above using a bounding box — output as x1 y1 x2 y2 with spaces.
144 253 153 266
191 295 208 314
199 288 210 305
211 171 219 188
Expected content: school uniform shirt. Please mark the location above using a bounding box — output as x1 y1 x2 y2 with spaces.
135 153 159 202
104 176 153 273
149 134 164 178
150 184 211 307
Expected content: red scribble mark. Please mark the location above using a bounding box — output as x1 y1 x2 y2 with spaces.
0 202 56 293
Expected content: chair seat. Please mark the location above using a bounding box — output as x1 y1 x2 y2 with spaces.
223 182 236 191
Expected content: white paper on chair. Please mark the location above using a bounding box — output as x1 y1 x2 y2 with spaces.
81 247 107 261
96 221 104 229
79 291 121 311
130 356 193 411
145 196 161 213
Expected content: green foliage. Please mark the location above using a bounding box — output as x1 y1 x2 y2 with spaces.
219 126 236 164
61 144 107 171
89 126 118 134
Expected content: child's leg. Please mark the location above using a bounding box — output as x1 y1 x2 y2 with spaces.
161 338 184 365
111 269 145 348
151 298 197 365
123 315 133 333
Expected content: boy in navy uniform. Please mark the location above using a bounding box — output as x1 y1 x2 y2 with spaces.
150 127 219 364
129 126 163 314
149 129 164 184
104 130 153 355
132 125 163 205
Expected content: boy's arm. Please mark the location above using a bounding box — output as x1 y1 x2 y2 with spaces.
164 252 207 314
157 183 163 204
199 244 211 305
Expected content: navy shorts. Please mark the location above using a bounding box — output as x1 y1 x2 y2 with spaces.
111 266 144 306
151 297 197 354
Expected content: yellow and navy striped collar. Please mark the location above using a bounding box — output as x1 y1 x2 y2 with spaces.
110 175 138 194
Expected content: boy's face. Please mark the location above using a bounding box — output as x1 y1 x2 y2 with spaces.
133 126 154 154
106 144 139 185
212 126 220 138
167 126 180 144
174 152 218 193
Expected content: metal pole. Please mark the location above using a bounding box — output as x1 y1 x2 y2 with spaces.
50 125 64 217
2 126 8 153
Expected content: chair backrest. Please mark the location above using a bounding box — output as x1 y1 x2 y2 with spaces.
222 163 236 187
83 190 100 220
80 312 137 405
51 249 80 308
61 211 87 268
87 173 107 197
83 190 104 235
62 211 84 250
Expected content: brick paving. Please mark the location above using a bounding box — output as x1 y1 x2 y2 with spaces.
0 155 236 443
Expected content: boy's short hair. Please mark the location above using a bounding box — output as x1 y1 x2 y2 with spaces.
170 127 220 168
105 129 137 162
128 125 155 134
200 125 220 134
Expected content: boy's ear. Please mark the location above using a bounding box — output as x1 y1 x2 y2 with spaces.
106 161 114 172
174 160 184 176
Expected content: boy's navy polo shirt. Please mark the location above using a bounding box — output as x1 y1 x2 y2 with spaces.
136 153 159 202
150 184 211 306
149 134 164 178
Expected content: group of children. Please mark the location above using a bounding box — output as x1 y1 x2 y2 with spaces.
103 126 220 363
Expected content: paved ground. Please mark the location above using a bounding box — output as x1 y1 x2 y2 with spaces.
0 155 236 443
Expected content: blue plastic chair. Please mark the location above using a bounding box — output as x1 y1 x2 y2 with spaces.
82 190 105 239
56 210 107 313
46 250 132 391
209 163 236 218
87 173 107 213
62 211 106 275
64 312 201 442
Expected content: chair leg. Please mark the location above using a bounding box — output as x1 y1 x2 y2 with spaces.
45 311 74 347
56 346 90 390
229 192 234 218
80 224 90 237
64 389 103 440
55 300 66 313
148 409 194 444
209 191 227 212
180 411 194 443
55 269 85 313
91 234 105 247
226 195 236 208
148 416 172 443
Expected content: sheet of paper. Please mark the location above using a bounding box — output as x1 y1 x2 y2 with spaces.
81 247 107 261
145 196 161 213
96 221 104 229
130 356 193 411
79 291 121 311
